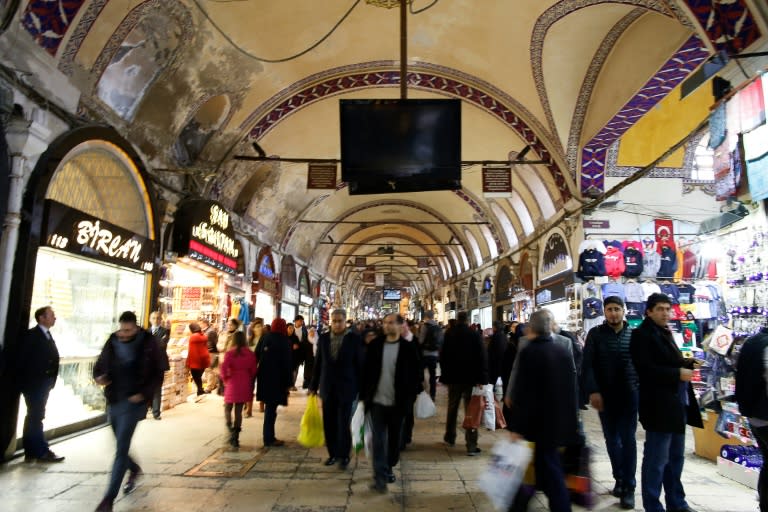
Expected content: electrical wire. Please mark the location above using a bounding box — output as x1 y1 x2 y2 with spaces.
410 0 439 15
192 0 362 63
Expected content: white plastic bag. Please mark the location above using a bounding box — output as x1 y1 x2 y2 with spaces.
479 439 533 511
482 384 496 431
494 377 504 402
364 412 373 459
414 390 436 419
351 401 365 453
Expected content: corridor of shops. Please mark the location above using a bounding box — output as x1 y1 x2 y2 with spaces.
2 1 768 511
0 378 759 512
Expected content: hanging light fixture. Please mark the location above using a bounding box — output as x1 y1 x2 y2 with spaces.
365 0 401 8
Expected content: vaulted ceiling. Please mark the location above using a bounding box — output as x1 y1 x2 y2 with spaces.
15 0 765 292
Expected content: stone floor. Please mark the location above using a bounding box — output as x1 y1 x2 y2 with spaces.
0 380 759 512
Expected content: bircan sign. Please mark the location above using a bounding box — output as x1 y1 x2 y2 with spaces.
43 200 155 272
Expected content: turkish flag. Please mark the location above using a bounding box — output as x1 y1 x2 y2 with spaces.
655 219 675 253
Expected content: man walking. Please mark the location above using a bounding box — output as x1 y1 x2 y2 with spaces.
93 311 166 512
309 309 362 470
583 296 638 509
440 311 488 456
507 309 579 512
361 313 422 493
735 326 768 512
630 293 702 512
295 315 314 389
17 306 64 462
148 311 170 420
418 310 443 401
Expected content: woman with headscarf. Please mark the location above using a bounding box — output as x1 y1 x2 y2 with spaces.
220 331 257 447
287 324 303 392
256 318 293 447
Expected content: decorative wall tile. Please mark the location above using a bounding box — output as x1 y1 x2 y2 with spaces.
21 0 86 56
683 0 761 53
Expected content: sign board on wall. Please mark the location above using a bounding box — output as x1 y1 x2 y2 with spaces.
482 165 512 197
173 199 239 274
583 219 610 229
43 200 155 272
539 230 572 281
307 163 337 189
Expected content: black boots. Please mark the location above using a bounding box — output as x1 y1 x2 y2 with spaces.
229 427 241 448
620 488 635 510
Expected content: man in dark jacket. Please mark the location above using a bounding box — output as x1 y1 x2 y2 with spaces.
440 311 488 456
508 309 579 512
148 311 170 420
582 296 638 509
630 293 702 512
256 318 293 447
309 309 363 470
487 320 507 386
93 311 166 512
735 327 768 512
361 313 422 493
17 306 64 462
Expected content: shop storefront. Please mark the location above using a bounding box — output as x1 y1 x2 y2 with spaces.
298 267 312 320
252 247 277 324
160 199 243 408
5 132 158 451
280 255 298 321
478 276 493 328
467 277 479 324
494 260 514 322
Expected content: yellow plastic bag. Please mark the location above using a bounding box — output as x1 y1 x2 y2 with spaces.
297 395 325 448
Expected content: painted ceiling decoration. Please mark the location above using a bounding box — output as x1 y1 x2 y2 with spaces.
580 35 710 196
12 0 765 290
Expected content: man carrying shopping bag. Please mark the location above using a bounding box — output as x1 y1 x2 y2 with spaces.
506 310 580 512
309 309 363 470
440 311 489 456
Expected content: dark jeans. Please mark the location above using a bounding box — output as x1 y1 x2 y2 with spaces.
445 384 478 451
22 378 55 458
752 424 768 512
190 368 205 395
641 431 688 512
105 400 144 501
370 403 404 486
401 396 416 449
535 443 572 512
598 391 638 489
322 396 353 459
263 402 279 445
225 402 244 430
422 355 439 400
151 385 162 418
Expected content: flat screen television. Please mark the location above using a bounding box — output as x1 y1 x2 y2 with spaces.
340 99 461 194
382 288 402 301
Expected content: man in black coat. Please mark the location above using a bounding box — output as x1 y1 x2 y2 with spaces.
361 313 422 493
147 311 170 420
309 309 363 470
17 306 64 462
582 296 638 509
440 311 488 456
508 309 578 512
93 311 166 512
630 293 702 512
736 327 768 512
255 319 293 447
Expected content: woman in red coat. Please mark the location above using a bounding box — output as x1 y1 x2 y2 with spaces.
220 331 257 447
187 323 211 396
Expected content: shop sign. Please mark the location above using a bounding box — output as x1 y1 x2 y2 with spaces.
482 165 512 197
43 200 154 272
539 231 572 281
174 199 239 274
300 294 313 306
283 285 299 304
583 219 610 229
478 292 492 307
535 273 574 306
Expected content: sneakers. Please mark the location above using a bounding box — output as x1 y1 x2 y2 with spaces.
619 488 635 510
467 447 482 456
612 480 623 498
443 434 455 447
123 468 142 495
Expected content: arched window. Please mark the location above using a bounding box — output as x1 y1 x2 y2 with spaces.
173 95 231 165
691 133 715 181
507 193 534 235
479 224 499 259
464 229 483 267
491 202 518 248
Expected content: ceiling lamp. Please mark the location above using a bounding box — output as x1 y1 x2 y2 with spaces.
366 0 401 8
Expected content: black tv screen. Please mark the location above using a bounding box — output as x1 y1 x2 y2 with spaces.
340 99 461 194
382 288 402 301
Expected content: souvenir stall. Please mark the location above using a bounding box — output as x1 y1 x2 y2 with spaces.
159 199 243 410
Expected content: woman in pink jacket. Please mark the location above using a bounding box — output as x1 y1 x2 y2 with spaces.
219 331 257 447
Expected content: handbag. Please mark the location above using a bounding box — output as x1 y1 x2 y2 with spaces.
462 392 485 430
